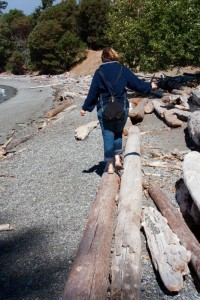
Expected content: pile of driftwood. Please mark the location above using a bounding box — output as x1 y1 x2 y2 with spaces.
63 125 200 300
128 81 200 146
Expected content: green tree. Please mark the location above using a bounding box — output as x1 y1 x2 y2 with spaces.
57 31 86 69
0 21 13 71
0 9 35 72
28 1 86 73
6 51 25 74
33 0 55 19
108 0 200 71
78 0 111 49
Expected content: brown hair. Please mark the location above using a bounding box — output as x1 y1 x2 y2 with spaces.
101 47 119 63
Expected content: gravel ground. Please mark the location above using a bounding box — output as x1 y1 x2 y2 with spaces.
0 77 200 299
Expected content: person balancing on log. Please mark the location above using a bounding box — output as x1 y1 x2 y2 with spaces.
80 47 157 174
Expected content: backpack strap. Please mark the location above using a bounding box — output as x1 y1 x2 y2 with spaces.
98 66 125 109
98 66 123 96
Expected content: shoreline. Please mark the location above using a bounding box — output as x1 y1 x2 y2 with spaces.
0 84 17 103
0 77 55 142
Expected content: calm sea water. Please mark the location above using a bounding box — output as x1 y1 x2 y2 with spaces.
0 85 17 103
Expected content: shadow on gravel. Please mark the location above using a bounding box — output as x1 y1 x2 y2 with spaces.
184 127 200 151
0 227 71 300
82 160 106 177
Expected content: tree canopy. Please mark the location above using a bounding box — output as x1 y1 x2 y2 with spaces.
0 0 199 74
107 0 200 71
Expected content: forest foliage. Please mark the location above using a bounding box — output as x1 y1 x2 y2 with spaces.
0 0 199 74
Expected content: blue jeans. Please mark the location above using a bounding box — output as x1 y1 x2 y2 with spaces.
97 108 129 162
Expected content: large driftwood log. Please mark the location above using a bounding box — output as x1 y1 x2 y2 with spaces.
182 151 200 212
152 99 182 127
188 111 200 146
111 126 142 300
128 98 148 123
75 120 99 140
152 100 192 125
45 100 72 118
142 206 190 292
162 95 190 110
146 182 200 281
0 224 13 231
63 173 120 300
163 110 183 127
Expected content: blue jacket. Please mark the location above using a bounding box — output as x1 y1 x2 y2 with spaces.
82 61 152 112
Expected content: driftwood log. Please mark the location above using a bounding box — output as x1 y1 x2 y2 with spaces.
55 91 77 101
45 100 72 118
152 100 183 127
0 224 13 231
188 111 200 146
182 151 200 212
75 120 99 140
63 172 120 300
128 98 148 124
144 100 154 114
6 134 33 151
153 100 192 123
142 206 190 292
0 134 33 156
146 182 200 281
111 126 142 300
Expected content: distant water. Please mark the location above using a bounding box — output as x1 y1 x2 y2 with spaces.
0 85 17 103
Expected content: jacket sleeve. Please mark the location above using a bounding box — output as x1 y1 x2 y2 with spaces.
82 71 100 112
124 67 151 94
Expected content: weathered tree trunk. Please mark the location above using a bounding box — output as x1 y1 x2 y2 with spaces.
128 98 148 124
0 224 13 231
45 100 72 118
147 182 200 281
163 110 183 127
111 126 142 300
63 172 120 300
183 151 200 212
152 100 192 125
187 111 200 146
142 206 190 292
6 134 34 151
75 120 99 140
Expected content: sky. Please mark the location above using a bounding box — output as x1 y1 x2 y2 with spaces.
4 0 62 15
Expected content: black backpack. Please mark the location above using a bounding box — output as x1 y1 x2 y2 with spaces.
98 67 125 121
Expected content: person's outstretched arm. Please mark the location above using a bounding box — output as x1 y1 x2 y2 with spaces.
124 67 157 94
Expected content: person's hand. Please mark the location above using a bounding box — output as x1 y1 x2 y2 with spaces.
151 82 158 90
80 109 86 116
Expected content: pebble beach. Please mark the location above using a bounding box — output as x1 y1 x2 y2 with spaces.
0 73 200 299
